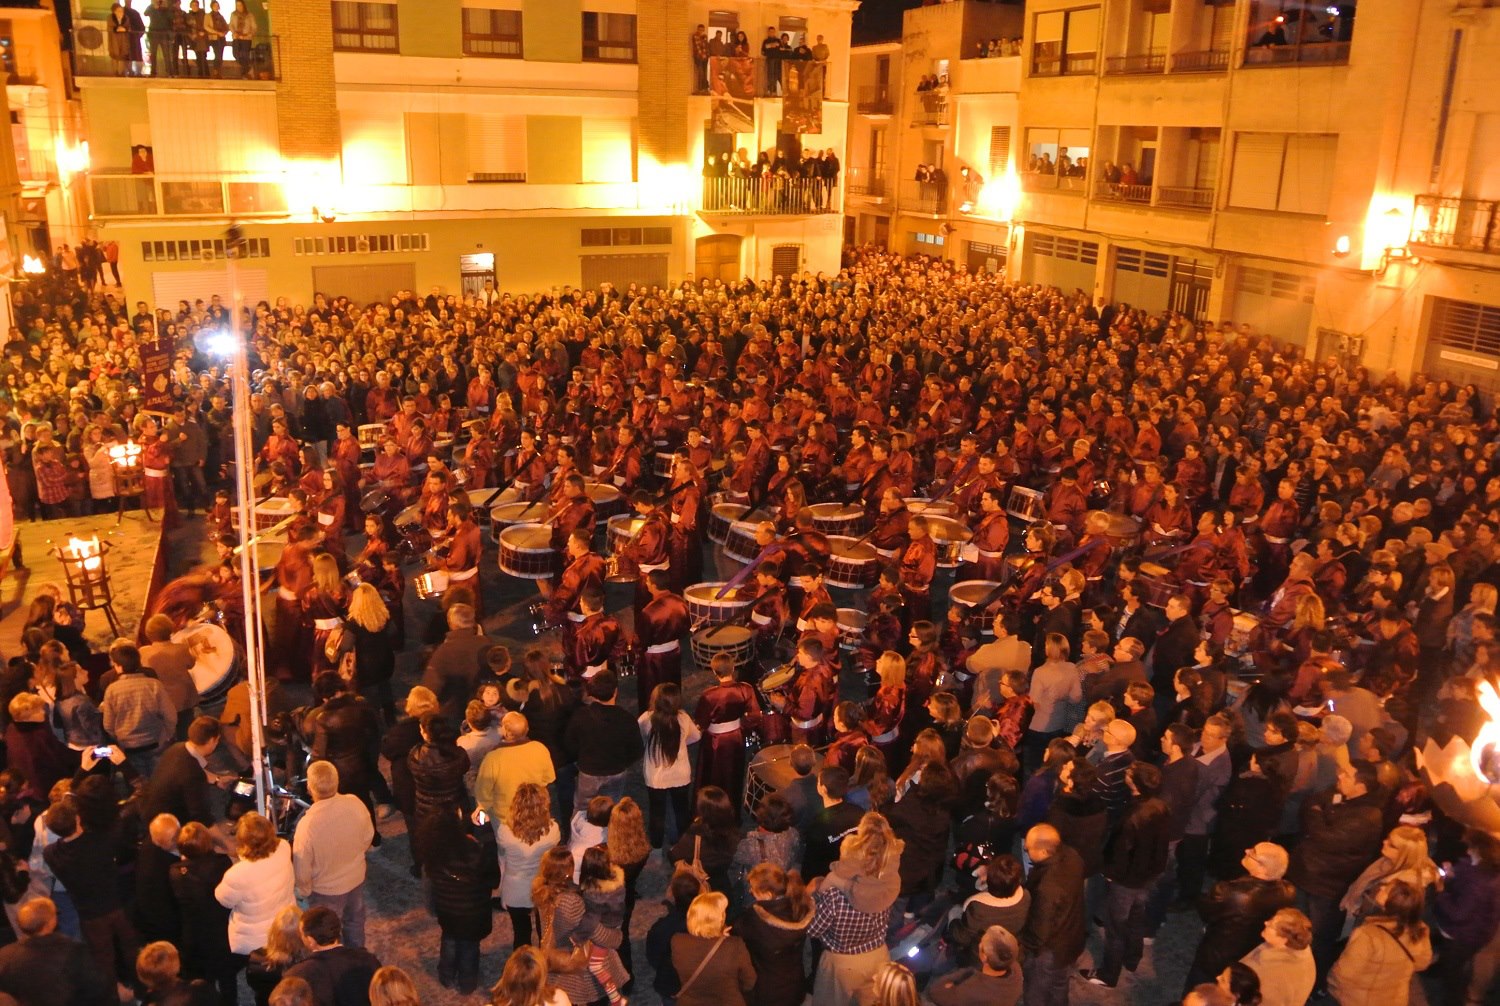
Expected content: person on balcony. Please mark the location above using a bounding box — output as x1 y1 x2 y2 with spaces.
230 0 256 76
762 28 786 96
691 25 709 94
146 0 176 76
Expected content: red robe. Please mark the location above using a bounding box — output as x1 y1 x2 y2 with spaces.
786 662 838 746
545 552 607 627
694 681 761 793
825 729 871 773
634 591 690 707
568 611 623 682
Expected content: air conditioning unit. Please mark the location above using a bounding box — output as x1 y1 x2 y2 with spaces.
75 21 109 57
200 247 216 261
356 236 370 253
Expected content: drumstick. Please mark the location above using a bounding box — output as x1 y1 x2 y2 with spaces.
480 449 539 513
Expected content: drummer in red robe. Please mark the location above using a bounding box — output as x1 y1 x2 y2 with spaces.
462 427 499 490
955 454 1005 518
141 426 180 528
1074 510 1116 589
868 488 912 560
1142 481 1193 552
961 488 1010 582
798 602 841 658
794 565 834 634
1124 462 1166 519
365 371 399 422
268 523 318 680
1004 523 1055 611
634 570 689 708
1043 466 1089 541
568 587 624 685
331 423 364 529
316 469 347 557
300 553 350 678
547 474 596 551
260 418 300 479
510 431 549 501
416 471 452 541
858 441 898 518
437 499 483 616
824 702 871 773
1258 478 1302 583
722 441 755 504
618 490 671 615
785 510 831 575
370 438 412 504
693 653 762 795
545 530 606 625
778 636 838 747
899 515 938 619
668 453 705 588
602 426 644 493
743 565 789 654
864 651 907 759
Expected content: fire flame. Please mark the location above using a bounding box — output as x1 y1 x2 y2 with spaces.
67 536 102 573
1473 680 1500 785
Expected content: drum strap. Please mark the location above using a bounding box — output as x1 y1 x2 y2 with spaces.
313 618 342 631
144 467 168 478
645 641 679 654
583 663 608 678
449 567 478 581
751 612 773 626
276 587 297 601
568 612 586 623
707 719 742 734
870 727 898 744
792 713 824 730
639 561 670 573
1264 535 1290 544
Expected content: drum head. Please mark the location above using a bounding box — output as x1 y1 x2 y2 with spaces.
395 505 420 527
695 624 752 646
171 621 236 697
491 502 537 523
836 607 868 631
502 523 554 549
713 503 749 522
761 665 796 690
587 483 622 504
685 582 742 604
950 580 1002 605
827 535 877 561
929 516 970 542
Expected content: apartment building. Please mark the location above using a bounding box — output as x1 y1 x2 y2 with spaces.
69 0 853 309
851 0 1500 386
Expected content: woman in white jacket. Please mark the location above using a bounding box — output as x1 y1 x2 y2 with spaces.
215 812 296 956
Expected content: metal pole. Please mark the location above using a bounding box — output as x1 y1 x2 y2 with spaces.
225 225 269 818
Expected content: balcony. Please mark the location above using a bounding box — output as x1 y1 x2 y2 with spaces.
90 172 288 218
1243 40 1351 68
1022 170 1088 194
912 96 950 127
1411 195 1500 255
1094 180 1151 205
1171 49 1230 73
846 167 890 201
1156 185 1215 212
699 175 836 216
900 179 947 215
856 85 893 116
1031 47 1097 77
72 28 280 81
1103 53 1165 76
694 54 828 99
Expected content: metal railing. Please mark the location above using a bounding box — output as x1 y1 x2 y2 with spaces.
856 85 893 115
1104 52 1165 75
72 27 280 80
1243 40 1351 68
1155 185 1215 211
90 172 288 218
911 98 950 127
900 178 947 215
700 175 837 215
1031 48 1097 77
1171 49 1231 73
693 53 830 97
1094 180 1152 204
1411 195 1500 255
846 167 889 199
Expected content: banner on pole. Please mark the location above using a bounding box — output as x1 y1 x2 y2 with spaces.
141 339 173 413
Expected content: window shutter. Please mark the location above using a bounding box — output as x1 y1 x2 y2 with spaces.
581 118 635 184
1227 132 1285 210
1064 7 1099 55
1277 134 1337 215
466 114 527 177
341 109 408 185
988 126 1011 176
148 92 279 177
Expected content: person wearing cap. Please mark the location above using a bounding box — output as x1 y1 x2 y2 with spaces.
928 924 1022 1006
1183 841 1296 989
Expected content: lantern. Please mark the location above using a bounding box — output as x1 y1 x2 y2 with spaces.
108 439 146 524
53 535 121 636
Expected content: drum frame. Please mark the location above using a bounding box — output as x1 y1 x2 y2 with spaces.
825 535 879 590
685 582 751 625
498 522 559 580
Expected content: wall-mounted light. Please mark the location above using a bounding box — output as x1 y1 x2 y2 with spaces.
21 255 45 275
1332 234 1352 257
1372 204 1417 277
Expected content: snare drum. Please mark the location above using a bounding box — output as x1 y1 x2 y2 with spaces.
760 663 796 695
1002 553 1037 585
498 523 559 580
709 502 749 546
490 501 544 543
949 580 1002 638
1006 485 1047 522
685 582 751 625
252 535 285 580
1137 561 1177 608
1226 611 1262 657
653 452 675 479
414 570 450 599
433 436 455 458
808 502 865 537
927 516 972 568
745 744 805 816
825 536 880 590
691 623 756 672
357 423 385 450
906 497 958 518
836 608 868 652
607 514 645 555
1088 510 1142 550
466 489 500 523
587 483 626 521
723 519 763 565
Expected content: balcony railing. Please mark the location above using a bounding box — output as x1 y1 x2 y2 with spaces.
1022 170 1088 194
1031 47 1097 77
900 179 947 215
1156 185 1215 211
90 172 288 218
846 167 889 200
694 54 830 98
1171 49 1231 73
1103 53 1165 75
1094 180 1152 204
912 96 949 127
700 175 837 215
1243 40 1351 68
72 28 280 81
856 85 893 115
1411 195 1500 255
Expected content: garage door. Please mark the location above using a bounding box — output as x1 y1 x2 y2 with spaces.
966 239 1007 274
151 267 269 314
1024 233 1097 294
1230 265 1316 348
1112 247 1171 313
580 253 669 291
1422 296 1500 396
311 263 417 307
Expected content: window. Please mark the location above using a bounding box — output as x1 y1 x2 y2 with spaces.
707 10 738 52
462 8 522 58
988 126 1012 176
292 233 430 256
332 2 399 53
143 238 269 262
581 227 672 247
778 16 808 48
583 12 636 63
1115 247 1171 277
1030 233 1099 263
1237 266 1316 303
1023 127 1091 190
1431 297 1500 358
1244 0 1354 67
771 244 803 276
1227 132 1337 215
1032 7 1099 76
913 232 945 247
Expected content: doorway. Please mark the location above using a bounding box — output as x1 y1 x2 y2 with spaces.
460 252 496 297
695 234 742 284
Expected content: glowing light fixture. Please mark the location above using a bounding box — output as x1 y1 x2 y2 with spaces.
21 255 45 275
1332 234 1351 257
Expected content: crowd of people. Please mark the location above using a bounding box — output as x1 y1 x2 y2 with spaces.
103 0 264 80
689 24 832 97
0 244 1497 1006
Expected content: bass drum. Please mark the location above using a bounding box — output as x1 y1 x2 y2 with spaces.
172 620 241 708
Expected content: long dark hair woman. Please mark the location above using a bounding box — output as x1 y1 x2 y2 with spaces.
669 786 740 894
639 682 699 848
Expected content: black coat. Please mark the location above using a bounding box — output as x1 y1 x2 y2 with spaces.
420 629 493 721
1102 796 1171 888
309 694 381 795
379 716 424 818
134 839 180 944
285 946 383 1006
1190 876 1297 979
1151 616 1200 690
1286 787 1386 899
732 898 812 1006
167 853 235 980
427 830 500 940
0 932 111 1006
887 780 957 896
1210 772 1283 879
350 620 398 689
1046 792 1109 877
141 743 215 826
408 742 469 861
1019 843 1087 963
